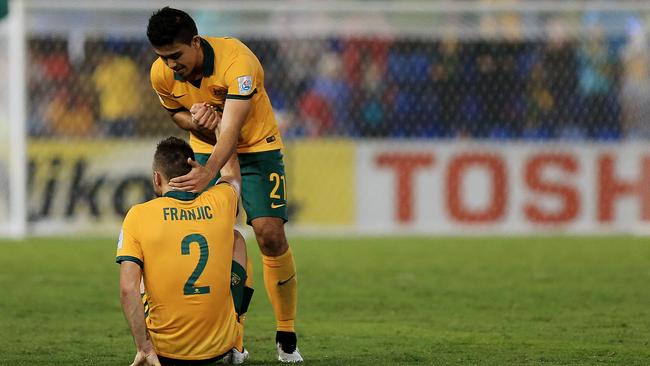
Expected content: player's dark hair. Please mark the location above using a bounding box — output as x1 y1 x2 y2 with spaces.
153 136 195 180
147 7 198 47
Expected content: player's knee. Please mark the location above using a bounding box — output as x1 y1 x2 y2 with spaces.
253 222 288 256
233 229 246 247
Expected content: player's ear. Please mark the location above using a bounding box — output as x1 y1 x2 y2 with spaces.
191 35 201 49
153 171 162 187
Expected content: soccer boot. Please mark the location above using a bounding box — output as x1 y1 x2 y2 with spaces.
222 347 249 364
276 331 303 363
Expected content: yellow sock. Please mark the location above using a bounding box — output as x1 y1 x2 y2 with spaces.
235 323 245 352
263 248 297 332
245 256 254 289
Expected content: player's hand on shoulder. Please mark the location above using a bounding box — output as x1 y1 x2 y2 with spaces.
190 102 221 130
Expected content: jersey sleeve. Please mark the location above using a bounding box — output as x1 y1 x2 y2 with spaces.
116 207 144 268
150 60 184 112
224 53 258 100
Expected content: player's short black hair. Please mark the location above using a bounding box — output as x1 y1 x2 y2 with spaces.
153 136 195 180
146 7 198 47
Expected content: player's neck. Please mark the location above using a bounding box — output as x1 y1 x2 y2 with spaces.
189 47 205 81
158 182 173 197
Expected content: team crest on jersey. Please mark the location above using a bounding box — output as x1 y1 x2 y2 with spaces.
238 76 252 94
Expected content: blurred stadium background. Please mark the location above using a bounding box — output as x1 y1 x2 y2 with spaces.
0 0 650 238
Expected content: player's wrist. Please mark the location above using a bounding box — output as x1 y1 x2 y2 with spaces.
203 155 220 175
137 340 155 354
205 163 218 178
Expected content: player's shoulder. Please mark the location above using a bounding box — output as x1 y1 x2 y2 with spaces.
204 35 250 57
207 181 237 193
150 57 173 83
204 182 239 200
126 197 164 217
203 35 242 47
122 202 143 225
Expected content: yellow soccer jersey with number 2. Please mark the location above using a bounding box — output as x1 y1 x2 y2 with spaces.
116 183 241 361
150 36 283 155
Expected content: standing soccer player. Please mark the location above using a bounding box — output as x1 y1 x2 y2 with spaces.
117 137 251 365
146 7 302 362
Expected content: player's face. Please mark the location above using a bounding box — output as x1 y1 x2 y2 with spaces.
153 37 201 79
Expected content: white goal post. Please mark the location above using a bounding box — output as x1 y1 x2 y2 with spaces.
1 0 26 238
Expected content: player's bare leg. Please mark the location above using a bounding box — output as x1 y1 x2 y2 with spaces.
251 217 302 363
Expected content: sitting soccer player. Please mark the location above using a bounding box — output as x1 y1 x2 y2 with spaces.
117 137 252 365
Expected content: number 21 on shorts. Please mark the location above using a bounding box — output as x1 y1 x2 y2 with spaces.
269 172 286 208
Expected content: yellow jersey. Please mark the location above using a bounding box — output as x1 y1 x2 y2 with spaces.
116 183 242 361
150 36 283 154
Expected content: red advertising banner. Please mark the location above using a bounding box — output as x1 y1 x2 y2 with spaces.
357 142 650 234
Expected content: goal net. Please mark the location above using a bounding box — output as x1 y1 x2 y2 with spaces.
3 0 650 236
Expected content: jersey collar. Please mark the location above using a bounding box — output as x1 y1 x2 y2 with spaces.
174 37 215 81
163 191 198 201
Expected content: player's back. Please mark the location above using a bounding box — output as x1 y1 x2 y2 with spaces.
120 183 240 360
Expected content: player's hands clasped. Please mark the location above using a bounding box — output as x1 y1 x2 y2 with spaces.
190 103 221 130
169 158 214 193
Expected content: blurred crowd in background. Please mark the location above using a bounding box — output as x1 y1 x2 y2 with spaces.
27 25 650 141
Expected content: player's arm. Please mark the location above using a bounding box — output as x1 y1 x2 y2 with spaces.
217 150 242 194
168 107 219 145
151 64 219 144
151 67 193 131
120 262 161 366
170 98 250 192
168 109 195 130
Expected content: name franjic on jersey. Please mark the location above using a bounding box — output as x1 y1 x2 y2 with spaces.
162 206 213 221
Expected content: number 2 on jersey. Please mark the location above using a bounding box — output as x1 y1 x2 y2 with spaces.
181 234 211 295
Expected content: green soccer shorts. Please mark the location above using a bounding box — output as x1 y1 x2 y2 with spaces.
195 150 288 225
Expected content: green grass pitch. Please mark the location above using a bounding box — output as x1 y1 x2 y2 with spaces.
1 236 650 365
